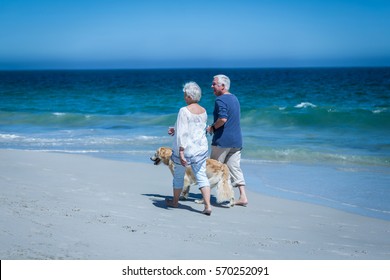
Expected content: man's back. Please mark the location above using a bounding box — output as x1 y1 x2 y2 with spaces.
212 93 242 148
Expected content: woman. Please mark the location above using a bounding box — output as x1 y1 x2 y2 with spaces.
166 82 212 215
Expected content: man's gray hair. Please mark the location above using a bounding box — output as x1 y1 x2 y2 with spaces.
214 74 230 91
183 81 202 102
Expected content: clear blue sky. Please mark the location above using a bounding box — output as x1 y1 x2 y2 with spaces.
1 0 389 69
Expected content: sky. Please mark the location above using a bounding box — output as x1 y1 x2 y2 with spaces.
1 0 390 69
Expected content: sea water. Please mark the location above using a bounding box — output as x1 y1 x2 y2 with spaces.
1 68 389 220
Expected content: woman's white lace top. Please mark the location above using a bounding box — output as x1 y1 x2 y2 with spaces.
172 107 208 160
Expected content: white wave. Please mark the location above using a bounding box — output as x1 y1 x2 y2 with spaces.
35 149 100 154
53 112 66 116
134 135 162 141
0 134 20 139
372 108 387 114
294 102 317 108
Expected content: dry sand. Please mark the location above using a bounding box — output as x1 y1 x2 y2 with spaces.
1 150 389 260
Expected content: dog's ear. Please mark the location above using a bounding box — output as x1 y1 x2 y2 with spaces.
160 147 172 158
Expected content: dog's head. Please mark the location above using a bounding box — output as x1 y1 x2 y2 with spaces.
150 147 173 166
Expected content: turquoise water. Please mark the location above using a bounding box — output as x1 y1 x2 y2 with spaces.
1 68 389 219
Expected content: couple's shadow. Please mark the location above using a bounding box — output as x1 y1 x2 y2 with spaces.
142 193 203 214
142 193 230 214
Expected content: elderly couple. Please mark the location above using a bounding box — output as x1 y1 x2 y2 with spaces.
166 74 248 216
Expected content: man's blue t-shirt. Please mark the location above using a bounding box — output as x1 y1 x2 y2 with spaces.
212 93 243 148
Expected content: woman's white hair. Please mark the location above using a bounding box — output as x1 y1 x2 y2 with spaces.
183 81 202 102
214 74 230 91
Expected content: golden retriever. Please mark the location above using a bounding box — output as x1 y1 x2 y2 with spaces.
150 147 234 207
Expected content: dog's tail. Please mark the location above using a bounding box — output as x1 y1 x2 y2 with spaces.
216 164 234 205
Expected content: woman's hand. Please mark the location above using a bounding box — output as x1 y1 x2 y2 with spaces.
179 150 187 166
206 125 214 135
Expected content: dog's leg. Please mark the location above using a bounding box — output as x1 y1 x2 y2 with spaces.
180 184 190 200
215 165 235 207
230 196 235 207
192 183 205 204
194 198 205 204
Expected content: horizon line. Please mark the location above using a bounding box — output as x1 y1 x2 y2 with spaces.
1 65 390 71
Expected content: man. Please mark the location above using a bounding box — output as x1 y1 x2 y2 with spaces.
207 74 248 206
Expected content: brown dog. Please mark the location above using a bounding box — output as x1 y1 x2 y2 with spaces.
150 147 234 206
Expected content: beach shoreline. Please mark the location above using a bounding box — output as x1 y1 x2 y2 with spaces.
241 160 390 221
1 149 389 260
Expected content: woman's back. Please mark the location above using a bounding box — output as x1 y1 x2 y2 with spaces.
173 106 208 159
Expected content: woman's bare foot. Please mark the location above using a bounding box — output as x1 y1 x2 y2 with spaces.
202 208 212 216
234 200 248 207
165 198 179 208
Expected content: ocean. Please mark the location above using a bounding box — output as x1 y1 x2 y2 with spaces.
1 68 389 220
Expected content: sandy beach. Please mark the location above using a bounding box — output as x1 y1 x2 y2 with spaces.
1 149 389 260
